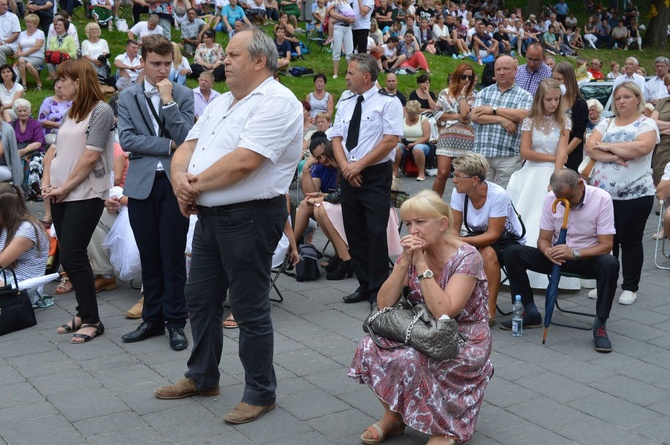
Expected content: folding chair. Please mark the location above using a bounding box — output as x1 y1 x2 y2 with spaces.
306 23 325 52
654 199 670 270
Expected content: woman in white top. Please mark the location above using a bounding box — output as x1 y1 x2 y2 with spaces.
586 81 660 306
0 64 25 122
169 42 191 85
0 183 49 303
16 14 46 91
304 73 333 118
391 100 431 181
450 153 526 326
81 22 112 87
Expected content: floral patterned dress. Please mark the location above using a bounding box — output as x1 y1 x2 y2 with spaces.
435 88 476 157
349 244 493 443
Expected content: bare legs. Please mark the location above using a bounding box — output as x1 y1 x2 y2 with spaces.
480 246 500 323
432 155 453 197
313 204 350 261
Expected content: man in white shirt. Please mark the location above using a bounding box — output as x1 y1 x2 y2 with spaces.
128 13 164 44
114 39 143 83
156 28 302 426
614 56 647 100
331 54 403 308
645 56 670 106
0 0 20 66
352 0 374 55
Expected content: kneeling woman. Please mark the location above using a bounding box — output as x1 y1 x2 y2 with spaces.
449 153 526 326
349 189 493 445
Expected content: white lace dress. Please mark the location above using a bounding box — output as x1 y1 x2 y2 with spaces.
507 115 581 290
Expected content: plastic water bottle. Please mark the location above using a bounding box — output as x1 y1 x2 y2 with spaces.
512 295 523 337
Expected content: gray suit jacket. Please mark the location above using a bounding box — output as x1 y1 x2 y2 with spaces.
118 82 194 200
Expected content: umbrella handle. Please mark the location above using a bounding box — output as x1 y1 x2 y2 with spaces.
552 198 571 230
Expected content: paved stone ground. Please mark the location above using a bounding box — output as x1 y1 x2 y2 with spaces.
3 175 670 445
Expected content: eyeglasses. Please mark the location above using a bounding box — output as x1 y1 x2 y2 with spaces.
452 174 473 180
460 74 474 80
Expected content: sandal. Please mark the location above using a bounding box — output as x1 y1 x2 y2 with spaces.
361 420 405 445
223 313 238 329
55 276 73 294
70 322 104 344
34 85 42 91
57 317 81 334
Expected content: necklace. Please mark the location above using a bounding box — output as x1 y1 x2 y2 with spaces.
2 82 15 97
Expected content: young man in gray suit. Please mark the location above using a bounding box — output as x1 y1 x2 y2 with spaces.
117 34 195 351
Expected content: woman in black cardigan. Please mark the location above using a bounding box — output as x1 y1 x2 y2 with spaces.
553 61 588 172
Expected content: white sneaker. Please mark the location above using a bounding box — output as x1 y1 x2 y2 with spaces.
619 290 637 305
588 288 597 300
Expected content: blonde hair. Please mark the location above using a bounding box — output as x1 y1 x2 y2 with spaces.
314 111 331 122
612 81 646 115
586 98 603 112
85 21 101 38
24 13 40 26
453 152 489 181
528 78 565 130
406 100 421 115
171 41 183 67
399 190 453 235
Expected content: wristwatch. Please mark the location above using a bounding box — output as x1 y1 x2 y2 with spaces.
163 100 177 107
492 106 498 115
418 269 434 281
573 249 581 260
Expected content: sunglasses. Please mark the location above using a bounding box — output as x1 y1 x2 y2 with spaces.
460 74 474 81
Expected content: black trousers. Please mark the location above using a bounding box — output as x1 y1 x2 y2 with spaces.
185 196 285 403
128 173 189 329
503 244 619 320
612 196 653 292
352 29 369 55
341 161 392 302
51 198 104 324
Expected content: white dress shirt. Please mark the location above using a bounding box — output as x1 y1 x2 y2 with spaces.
645 76 670 103
613 72 647 100
186 76 303 207
330 84 404 164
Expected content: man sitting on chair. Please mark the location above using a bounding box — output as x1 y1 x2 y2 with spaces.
501 169 619 353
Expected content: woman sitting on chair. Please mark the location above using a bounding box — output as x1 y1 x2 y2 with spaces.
449 153 526 326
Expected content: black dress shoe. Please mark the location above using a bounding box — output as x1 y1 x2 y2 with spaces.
168 327 188 351
121 321 165 343
343 287 369 303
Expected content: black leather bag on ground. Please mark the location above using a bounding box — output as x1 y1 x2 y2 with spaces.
0 268 37 336
363 291 465 361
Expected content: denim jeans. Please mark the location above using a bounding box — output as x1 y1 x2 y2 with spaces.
184 196 285 404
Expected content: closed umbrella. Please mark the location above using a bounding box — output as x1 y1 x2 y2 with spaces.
543 198 571 345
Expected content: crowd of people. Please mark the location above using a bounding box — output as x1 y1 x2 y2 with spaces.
2 0 670 444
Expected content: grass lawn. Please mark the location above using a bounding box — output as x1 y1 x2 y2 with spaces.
20 9 670 116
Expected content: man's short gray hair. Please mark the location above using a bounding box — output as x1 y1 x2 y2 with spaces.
246 27 278 73
550 169 580 194
655 56 670 66
349 53 380 82
626 56 639 66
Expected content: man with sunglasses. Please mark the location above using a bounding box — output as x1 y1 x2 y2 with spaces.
514 41 552 95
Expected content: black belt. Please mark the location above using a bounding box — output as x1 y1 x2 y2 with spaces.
336 23 350 26
364 160 392 173
198 195 284 214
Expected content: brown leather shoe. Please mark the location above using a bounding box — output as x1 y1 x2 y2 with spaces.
95 275 117 292
223 402 276 424
125 296 144 319
154 377 220 400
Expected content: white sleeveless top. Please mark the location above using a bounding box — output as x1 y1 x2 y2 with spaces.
308 91 330 118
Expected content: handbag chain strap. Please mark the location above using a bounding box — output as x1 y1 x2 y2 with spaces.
404 312 422 344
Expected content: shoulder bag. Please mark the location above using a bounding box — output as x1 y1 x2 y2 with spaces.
0 268 37 336
363 288 466 361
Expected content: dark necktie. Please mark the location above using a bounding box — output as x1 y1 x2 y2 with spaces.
346 95 364 151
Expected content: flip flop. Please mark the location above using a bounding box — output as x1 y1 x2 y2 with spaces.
55 276 73 295
223 314 238 329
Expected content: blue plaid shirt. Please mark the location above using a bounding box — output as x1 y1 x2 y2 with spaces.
472 84 533 158
514 63 553 96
